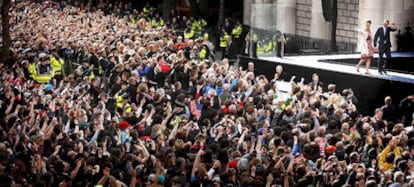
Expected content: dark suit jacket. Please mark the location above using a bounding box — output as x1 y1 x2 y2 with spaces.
241 40 250 56
374 26 397 52
226 41 237 60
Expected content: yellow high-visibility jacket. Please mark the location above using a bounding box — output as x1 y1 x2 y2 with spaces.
29 63 37 80
219 33 229 48
35 64 54 84
184 29 195 39
50 56 64 75
257 41 265 55
264 41 275 53
232 24 242 39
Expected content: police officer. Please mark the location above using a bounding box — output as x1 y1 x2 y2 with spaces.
197 17 207 31
231 20 243 55
256 39 265 56
263 37 275 55
184 27 195 40
196 39 210 61
35 53 54 84
203 33 215 61
192 17 207 33
143 3 153 16
50 47 65 86
219 27 229 60
150 13 164 29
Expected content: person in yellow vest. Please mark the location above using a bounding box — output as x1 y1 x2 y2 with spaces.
150 13 164 29
263 39 275 55
143 3 152 16
191 19 200 32
35 53 54 84
50 47 65 86
231 21 243 40
196 39 210 61
130 16 136 26
115 92 130 114
197 17 207 31
231 20 243 56
199 45 208 61
256 40 265 56
28 61 37 81
184 28 195 40
219 27 229 60
203 32 209 40
203 32 214 56
191 17 207 32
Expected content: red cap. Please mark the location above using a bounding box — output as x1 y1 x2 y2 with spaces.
137 125 145 131
327 145 336 154
118 121 131 129
228 160 238 170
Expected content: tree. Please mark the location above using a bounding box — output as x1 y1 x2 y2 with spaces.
1 0 12 63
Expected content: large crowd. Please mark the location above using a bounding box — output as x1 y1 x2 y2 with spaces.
1 1 414 187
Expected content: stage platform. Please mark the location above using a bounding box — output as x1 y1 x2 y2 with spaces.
239 53 414 115
317 52 414 75
260 53 414 84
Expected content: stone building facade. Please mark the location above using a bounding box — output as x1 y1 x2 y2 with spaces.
243 0 414 52
336 0 359 44
295 0 312 37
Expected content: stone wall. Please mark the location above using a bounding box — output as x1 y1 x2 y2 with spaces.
295 0 312 36
336 0 359 44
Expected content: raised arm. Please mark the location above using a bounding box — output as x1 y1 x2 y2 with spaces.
390 23 398 32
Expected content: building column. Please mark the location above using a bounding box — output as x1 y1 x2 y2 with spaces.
276 0 297 34
218 0 225 25
309 0 330 39
243 0 253 25
249 0 275 30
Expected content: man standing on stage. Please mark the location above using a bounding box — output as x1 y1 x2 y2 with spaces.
374 19 397 74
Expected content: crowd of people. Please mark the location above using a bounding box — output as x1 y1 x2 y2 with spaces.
1 1 414 187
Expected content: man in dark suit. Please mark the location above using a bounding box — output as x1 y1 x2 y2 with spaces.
374 19 398 74
225 36 237 65
241 34 251 57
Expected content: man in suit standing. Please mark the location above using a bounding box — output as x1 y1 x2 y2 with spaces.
241 34 251 57
225 36 237 65
374 19 397 74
